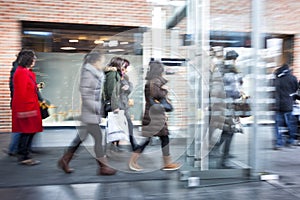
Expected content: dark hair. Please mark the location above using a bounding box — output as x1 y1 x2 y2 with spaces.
122 58 130 69
17 49 36 68
83 51 101 65
225 50 239 60
145 60 164 80
108 57 124 72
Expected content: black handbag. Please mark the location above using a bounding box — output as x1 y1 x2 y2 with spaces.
39 101 50 119
149 97 174 112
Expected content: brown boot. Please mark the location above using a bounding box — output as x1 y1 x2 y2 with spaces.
162 156 181 171
128 152 143 171
97 157 117 175
58 152 74 173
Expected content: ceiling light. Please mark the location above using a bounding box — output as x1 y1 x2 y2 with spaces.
108 49 124 52
108 40 119 47
23 31 52 36
94 40 104 44
60 47 76 50
120 41 129 45
69 39 79 43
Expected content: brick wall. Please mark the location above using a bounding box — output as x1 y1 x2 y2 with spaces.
0 0 300 132
0 0 152 132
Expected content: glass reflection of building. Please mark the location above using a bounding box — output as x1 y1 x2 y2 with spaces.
21 1 296 185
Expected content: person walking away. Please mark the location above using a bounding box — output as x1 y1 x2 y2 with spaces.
12 49 42 165
57 51 116 175
274 63 299 149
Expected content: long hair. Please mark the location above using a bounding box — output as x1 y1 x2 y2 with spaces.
108 56 124 72
17 49 36 68
145 60 164 80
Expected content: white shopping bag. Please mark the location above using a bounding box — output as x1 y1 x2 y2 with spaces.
106 110 129 143
292 104 300 115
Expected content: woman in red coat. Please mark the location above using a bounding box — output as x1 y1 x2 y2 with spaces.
12 49 42 165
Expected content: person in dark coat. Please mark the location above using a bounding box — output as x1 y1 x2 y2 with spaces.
57 51 117 175
133 60 181 171
3 52 23 156
12 49 42 165
274 63 299 149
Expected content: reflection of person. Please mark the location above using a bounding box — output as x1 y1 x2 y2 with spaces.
58 51 117 175
137 60 180 171
211 50 243 168
12 49 42 165
274 63 299 150
208 47 226 149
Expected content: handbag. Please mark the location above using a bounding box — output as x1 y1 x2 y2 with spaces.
233 95 251 118
106 110 129 143
149 97 174 112
39 101 50 119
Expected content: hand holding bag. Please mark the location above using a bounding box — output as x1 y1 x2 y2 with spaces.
233 95 251 118
106 110 129 143
149 97 174 112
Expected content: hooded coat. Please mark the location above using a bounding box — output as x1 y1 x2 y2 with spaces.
79 63 105 124
274 64 298 112
103 67 121 111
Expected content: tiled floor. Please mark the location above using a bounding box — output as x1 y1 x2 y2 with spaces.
1 127 300 200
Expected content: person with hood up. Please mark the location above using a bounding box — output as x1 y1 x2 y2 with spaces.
274 63 299 150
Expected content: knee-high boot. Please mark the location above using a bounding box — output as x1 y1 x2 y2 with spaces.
58 152 74 173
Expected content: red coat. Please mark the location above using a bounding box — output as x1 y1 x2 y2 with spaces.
12 67 42 133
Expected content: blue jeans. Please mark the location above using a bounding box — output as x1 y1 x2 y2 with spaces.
274 111 297 147
8 132 21 154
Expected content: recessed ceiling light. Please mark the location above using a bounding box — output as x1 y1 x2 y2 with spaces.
60 47 76 50
108 49 124 52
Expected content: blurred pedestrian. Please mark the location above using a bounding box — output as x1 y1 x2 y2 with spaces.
102 57 124 152
274 63 299 150
211 50 244 168
2 51 24 156
12 49 42 165
135 60 180 171
119 59 149 171
57 51 117 175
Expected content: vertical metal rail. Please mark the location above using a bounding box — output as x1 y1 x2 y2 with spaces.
250 0 264 176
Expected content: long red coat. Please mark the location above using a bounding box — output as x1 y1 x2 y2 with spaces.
12 66 42 133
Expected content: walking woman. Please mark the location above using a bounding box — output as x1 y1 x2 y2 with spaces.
58 51 116 175
131 60 181 171
118 59 149 171
12 49 42 165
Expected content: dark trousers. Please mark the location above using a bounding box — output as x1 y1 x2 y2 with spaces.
18 133 35 161
67 124 105 158
140 135 170 156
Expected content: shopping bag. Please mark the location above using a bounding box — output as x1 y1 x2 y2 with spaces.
106 110 129 143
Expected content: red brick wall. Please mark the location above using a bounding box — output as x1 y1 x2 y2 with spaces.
0 0 300 132
0 0 152 132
